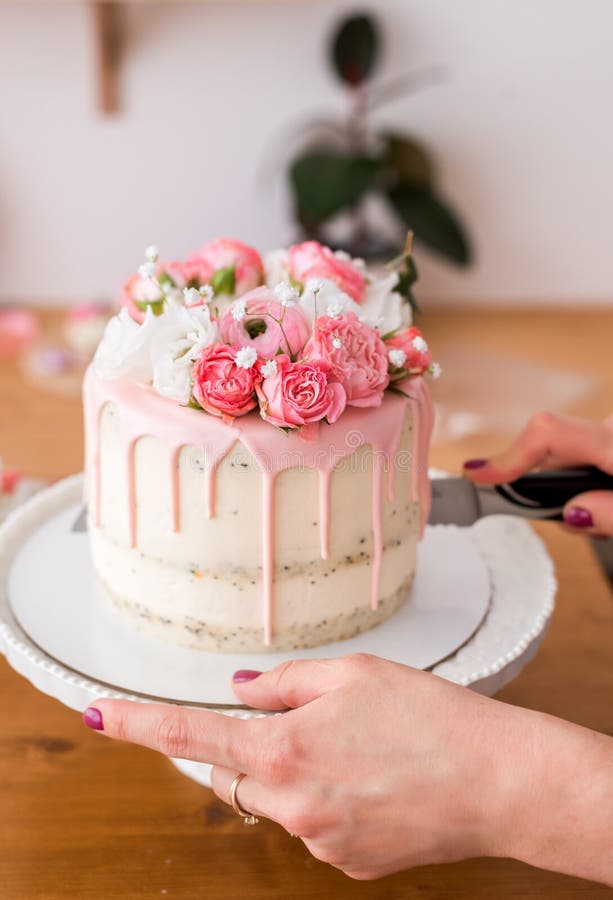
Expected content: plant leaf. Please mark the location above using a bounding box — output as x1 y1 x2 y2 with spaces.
290 153 382 225
383 134 433 188
387 186 471 265
211 267 236 295
331 14 379 86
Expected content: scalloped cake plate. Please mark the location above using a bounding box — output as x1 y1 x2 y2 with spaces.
0 475 556 714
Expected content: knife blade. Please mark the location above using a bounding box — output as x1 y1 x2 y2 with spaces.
429 466 613 526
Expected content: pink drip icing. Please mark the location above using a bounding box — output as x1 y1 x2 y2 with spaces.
262 473 275 646
83 367 433 645
371 459 383 611
407 396 420 503
397 377 434 538
386 462 395 504
416 379 435 537
318 468 332 560
205 463 216 519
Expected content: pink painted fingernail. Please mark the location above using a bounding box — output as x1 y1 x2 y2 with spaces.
232 670 262 683
564 506 593 528
463 458 488 470
83 707 104 730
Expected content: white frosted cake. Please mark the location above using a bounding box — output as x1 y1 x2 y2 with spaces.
85 238 437 652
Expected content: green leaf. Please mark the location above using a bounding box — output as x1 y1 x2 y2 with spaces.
388 186 471 265
211 267 236 295
331 14 379 86
134 298 165 316
383 134 433 188
157 270 176 288
290 153 382 225
395 256 421 316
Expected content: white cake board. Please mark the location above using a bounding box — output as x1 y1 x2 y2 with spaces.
0 475 557 786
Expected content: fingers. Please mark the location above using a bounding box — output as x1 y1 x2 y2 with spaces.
563 490 613 537
210 765 278 823
83 699 258 773
463 412 613 484
231 657 342 710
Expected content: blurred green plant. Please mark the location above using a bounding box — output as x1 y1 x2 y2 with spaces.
288 13 471 265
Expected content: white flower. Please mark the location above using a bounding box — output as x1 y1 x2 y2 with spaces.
93 308 158 383
131 275 163 304
326 302 344 319
358 272 410 334
183 287 202 306
232 299 247 321
264 248 290 288
332 337 342 349
429 362 442 380
412 335 428 353
151 303 219 403
162 286 185 307
388 348 407 369
144 245 159 263
299 279 360 323
199 284 214 301
235 346 258 369
306 277 325 294
138 261 158 281
261 359 278 378
274 281 300 307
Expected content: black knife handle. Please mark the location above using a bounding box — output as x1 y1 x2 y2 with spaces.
495 467 613 520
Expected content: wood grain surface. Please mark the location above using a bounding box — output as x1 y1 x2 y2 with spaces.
0 307 611 899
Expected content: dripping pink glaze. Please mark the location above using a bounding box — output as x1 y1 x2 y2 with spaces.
371 460 383 611
318 468 332 560
262 474 275 646
205 465 216 519
407 396 420 503
396 377 434 538
83 367 432 645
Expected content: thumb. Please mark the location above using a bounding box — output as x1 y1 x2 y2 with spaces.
563 490 613 536
232 658 341 711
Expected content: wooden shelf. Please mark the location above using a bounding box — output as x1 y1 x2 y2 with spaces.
92 2 123 114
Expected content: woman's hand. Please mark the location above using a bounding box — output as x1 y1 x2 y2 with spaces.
83 655 613 883
463 411 613 535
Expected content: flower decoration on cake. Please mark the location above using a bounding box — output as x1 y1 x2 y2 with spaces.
94 234 440 436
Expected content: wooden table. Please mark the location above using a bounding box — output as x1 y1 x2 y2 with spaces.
1 308 612 899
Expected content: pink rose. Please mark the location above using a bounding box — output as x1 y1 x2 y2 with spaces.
301 311 389 408
119 273 164 323
256 355 346 430
288 241 366 303
165 255 214 288
192 343 260 420
197 238 264 296
386 326 432 377
218 287 311 358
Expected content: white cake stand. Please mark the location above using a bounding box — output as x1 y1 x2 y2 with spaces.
0 475 556 786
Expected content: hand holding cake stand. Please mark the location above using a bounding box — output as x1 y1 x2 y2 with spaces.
0 473 556 786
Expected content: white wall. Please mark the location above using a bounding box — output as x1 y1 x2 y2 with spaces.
1 0 613 306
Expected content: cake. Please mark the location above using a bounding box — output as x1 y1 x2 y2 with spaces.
84 238 437 652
